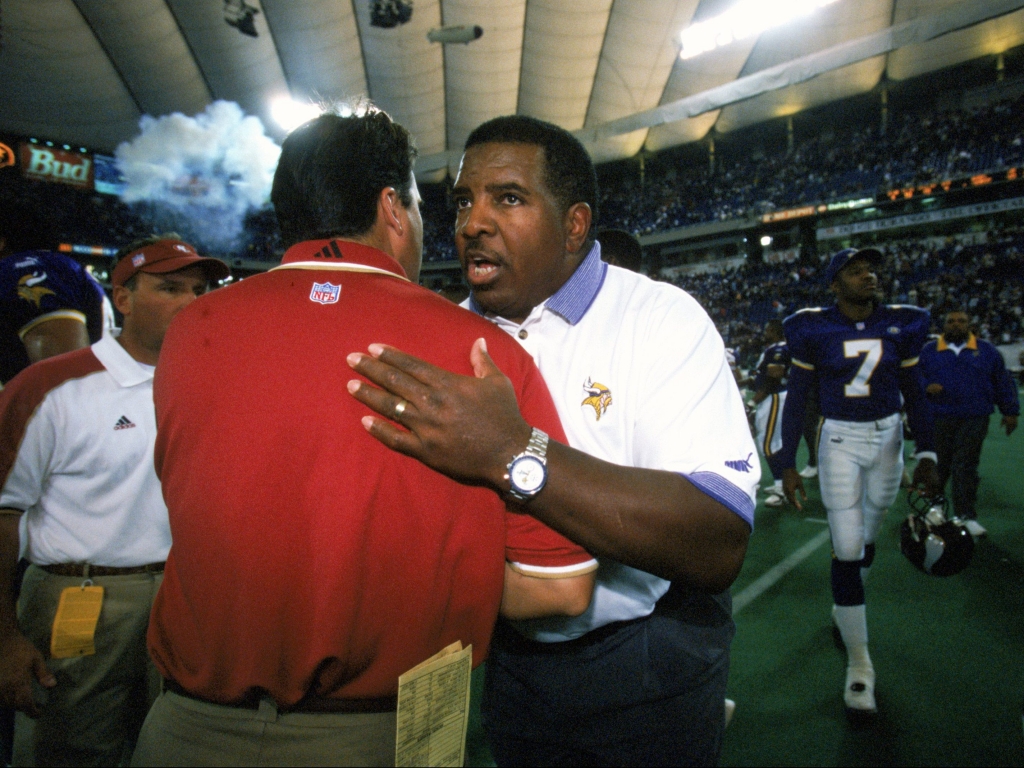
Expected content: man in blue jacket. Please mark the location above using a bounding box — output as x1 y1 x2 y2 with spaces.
919 309 1019 538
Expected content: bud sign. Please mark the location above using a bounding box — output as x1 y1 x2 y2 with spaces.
20 144 94 188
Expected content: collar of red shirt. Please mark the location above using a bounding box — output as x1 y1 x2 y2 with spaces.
936 333 978 352
272 239 409 281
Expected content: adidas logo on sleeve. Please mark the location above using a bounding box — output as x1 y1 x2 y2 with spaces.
114 415 136 430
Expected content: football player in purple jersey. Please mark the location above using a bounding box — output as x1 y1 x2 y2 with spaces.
778 247 939 715
0 204 108 385
750 320 790 507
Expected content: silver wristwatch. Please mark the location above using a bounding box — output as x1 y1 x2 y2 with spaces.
506 427 549 502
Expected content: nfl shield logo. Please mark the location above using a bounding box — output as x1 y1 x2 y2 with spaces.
309 281 341 305
132 254 146 267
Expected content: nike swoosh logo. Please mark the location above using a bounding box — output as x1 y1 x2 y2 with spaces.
24 273 47 287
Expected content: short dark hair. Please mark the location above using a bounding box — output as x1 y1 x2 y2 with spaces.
597 229 642 272
272 109 417 248
464 115 599 226
0 201 55 253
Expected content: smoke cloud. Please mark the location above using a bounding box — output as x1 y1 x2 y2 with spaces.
115 101 281 255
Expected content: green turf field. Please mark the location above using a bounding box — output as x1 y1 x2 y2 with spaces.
466 407 1024 767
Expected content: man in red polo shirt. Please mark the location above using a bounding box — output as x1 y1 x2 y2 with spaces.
132 110 596 767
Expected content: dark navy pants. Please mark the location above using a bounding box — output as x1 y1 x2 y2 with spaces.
481 590 733 767
935 415 990 519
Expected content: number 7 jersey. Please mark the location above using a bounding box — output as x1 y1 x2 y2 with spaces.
783 304 930 422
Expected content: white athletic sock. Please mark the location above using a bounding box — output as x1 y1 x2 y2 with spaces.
833 604 871 666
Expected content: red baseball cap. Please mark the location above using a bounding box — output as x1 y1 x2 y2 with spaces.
111 239 230 288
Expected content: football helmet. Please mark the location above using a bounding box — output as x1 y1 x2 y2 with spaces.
900 491 974 576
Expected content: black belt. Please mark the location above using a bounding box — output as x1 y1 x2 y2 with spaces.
163 678 397 714
40 562 165 577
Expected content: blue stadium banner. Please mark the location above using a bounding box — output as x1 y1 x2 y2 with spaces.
818 196 1024 240
93 154 126 196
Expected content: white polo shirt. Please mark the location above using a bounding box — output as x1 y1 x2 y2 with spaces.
0 334 170 566
467 243 759 641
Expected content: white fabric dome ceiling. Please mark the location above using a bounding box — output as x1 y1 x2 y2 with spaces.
1 0 1023 178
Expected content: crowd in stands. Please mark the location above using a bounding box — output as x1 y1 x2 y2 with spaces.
4 89 1023 359
664 225 1024 370
421 184 458 264
412 92 1024 262
599 95 1024 236
0 172 150 249
6 91 1024 267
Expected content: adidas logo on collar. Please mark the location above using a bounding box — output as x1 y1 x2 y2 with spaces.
114 416 136 431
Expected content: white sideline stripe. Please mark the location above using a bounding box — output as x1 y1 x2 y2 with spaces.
733 529 832 616
804 517 830 525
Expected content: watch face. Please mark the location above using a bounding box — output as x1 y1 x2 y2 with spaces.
510 455 546 494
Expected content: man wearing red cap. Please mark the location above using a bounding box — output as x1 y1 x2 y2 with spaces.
0 236 227 765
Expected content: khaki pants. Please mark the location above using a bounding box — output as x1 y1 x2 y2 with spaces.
13 565 162 767
131 689 397 767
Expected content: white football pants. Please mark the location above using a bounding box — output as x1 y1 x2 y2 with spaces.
818 413 903 561
754 392 786 461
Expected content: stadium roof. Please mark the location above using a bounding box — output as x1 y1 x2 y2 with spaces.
2 0 1024 180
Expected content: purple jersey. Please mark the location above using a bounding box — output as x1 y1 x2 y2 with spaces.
0 251 105 384
784 304 930 422
753 340 790 395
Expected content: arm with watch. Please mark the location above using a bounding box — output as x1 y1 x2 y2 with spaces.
347 341 750 594
499 429 597 620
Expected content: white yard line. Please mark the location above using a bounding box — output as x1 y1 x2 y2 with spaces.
733 528 832 615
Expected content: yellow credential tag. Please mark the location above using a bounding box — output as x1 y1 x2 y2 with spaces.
50 586 104 659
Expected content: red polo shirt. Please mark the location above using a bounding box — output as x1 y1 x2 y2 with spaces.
148 240 594 706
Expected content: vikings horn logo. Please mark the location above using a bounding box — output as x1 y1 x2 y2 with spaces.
17 273 55 307
582 378 612 421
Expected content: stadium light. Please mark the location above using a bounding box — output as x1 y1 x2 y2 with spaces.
680 0 840 60
760 235 773 247
271 98 324 132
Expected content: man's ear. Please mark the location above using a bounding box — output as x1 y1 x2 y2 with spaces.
564 202 592 255
112 285 133 317
377 187 405 237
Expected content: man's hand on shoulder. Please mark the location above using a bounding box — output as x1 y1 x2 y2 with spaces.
0 631 55 718
349 339 751 591
347 338 531 492
782 467 806 511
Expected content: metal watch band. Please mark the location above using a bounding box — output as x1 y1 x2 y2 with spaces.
523 427 549 462
506 427 549 501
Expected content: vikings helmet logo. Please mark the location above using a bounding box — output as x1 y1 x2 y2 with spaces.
582 378 612 421
17 273 55 307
